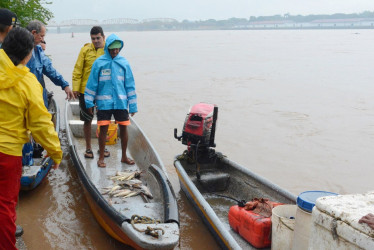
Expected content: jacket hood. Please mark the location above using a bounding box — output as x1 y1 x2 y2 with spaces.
0 49 28 90
104 34 124 58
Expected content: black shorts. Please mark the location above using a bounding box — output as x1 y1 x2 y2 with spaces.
97 109 130 126
79 94 94 122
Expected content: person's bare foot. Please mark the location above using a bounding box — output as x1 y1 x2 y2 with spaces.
359 213 374 229
97 160 106 168
121 158 135 165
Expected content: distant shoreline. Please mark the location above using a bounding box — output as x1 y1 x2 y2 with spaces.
47 13 374 33
47 25 374 34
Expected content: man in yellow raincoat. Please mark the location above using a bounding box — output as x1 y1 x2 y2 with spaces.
72 26 107 159
0 27 62 250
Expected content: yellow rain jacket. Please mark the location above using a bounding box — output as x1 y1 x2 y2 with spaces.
0 49 62 164
72 43 105 94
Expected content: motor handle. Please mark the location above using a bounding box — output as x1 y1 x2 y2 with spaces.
174 128 182 141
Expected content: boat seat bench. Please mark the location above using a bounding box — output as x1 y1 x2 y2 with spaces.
69 120 117 138
192 172 230 192
112 202 163 221
22 165 43 177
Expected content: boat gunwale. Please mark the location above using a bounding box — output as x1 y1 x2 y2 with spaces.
149 164 179 225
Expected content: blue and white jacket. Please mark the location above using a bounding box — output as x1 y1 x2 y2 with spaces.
84 34 137 113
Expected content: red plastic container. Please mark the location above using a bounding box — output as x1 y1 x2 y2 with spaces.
228 202 283 248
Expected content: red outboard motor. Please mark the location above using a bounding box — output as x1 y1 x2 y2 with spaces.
175 103 218 149
174 103 218 179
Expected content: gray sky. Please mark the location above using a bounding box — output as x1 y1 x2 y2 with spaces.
47 0 374 22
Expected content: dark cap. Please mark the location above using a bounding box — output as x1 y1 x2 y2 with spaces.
0 8 17 26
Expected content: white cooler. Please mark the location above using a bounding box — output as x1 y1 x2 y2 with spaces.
309 191 374 250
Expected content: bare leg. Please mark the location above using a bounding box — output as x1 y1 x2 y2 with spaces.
98 125 108 167
119 125 134 165
84 120 92 150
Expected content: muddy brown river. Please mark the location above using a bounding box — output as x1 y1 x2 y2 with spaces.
17 29 374 249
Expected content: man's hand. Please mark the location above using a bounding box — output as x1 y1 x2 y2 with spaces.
88 107 93 115
73 91 80 99
64 86 75 100
359 213 374 229
52 163 60 169
130 112 137 117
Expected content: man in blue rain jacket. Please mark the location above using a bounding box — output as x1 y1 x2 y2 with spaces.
85 34 137 168
26 20 74 107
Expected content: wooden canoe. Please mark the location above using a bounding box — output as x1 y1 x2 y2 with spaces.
65 101 179 249
20 94 59 191
174 149 296 249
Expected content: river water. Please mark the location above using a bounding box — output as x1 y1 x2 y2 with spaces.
17 29 374 249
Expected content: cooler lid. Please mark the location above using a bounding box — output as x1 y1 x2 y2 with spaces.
315 191 374 238
297 191 338 212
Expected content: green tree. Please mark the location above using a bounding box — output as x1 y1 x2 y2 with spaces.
0 0 53 27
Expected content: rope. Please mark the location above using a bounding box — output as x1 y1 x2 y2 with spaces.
245 198 274 217
130 215 165 238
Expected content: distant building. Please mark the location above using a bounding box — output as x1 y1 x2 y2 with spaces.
247 20 294 29
243 18 374 29
311 18 374 27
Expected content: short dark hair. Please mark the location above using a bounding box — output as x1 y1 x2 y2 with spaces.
2 27 34 65
90 26 104 36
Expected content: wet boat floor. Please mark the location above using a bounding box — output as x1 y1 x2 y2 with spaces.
72 132 163 220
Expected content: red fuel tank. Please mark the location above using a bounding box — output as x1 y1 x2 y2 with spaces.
228 202 283 248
